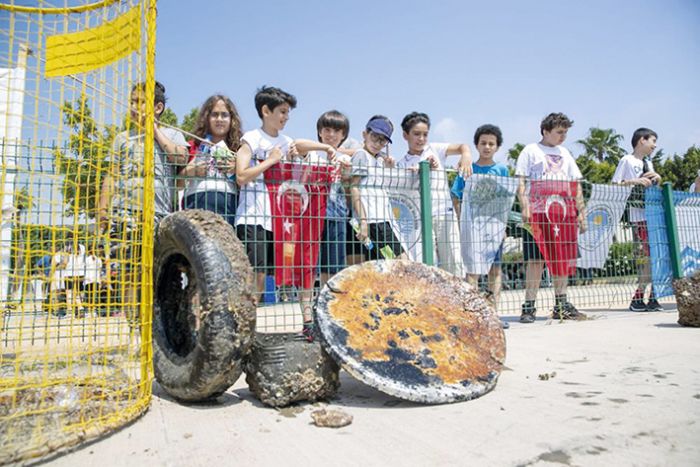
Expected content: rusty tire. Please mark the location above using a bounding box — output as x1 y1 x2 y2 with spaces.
153 210 256 402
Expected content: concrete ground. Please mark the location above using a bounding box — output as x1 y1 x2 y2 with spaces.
46 305 700 467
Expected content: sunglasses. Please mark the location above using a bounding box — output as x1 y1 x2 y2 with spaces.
368 131 389 146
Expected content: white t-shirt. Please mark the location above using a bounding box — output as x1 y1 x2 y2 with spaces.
83 255 103 285
396 143 453 216
612 154 655 223
235 128 294 231
184 139 237 198
350 149 395 224
515 143 582 213
689 182 697 193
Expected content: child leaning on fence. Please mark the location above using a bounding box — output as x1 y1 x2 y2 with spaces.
181 94 242 228
451 124 510 329
234 86 335 342
98 81 188 326
611 127 663 312
349 115 407 261
396 112 472 276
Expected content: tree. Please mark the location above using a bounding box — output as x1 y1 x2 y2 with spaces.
159 107 178 127
655 146 700 190
53 94 118 219
180 107 199 136
576 127 625 163
506 143 525 171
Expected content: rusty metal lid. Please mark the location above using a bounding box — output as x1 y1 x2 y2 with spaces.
315 260 506 403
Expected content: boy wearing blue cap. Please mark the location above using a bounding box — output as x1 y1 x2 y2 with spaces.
349 115 406 260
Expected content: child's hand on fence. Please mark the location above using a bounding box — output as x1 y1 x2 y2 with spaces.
268 146 283 164
427 155 439 169
635 177 653 187
382 155 396 168
356 219 369 243
644 172 661 185
286 141 298 160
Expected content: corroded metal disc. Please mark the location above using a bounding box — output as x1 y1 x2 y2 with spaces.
315 260 506 403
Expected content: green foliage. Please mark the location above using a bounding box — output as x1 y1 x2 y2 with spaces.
159 107 178 127
180 107 199 136
53 94 118 219
654 146 700 190
506 142 524 169
604 241 636 277
576 127 625 163
576 154 617 184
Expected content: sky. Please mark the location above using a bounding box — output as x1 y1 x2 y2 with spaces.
154 0 700 165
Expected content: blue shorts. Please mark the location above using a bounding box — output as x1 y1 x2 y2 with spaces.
319 218 346 274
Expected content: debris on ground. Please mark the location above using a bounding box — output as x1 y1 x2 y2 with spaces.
538 371 557 381
310 408 353 428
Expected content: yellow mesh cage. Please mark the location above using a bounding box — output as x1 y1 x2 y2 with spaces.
0 1 157 463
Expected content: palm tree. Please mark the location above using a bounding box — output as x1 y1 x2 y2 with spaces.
576 128 625 163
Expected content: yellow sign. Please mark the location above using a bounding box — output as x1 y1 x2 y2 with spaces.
45 5 141 77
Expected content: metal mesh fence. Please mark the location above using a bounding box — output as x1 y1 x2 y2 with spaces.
0 1 156 463
170 155 693 333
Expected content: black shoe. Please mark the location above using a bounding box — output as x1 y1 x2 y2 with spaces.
646 299 663 311
629 298 649 312
519 303 536 324
553 302 587 321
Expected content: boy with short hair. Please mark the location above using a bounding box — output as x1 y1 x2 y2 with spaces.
98 81 188 327
396 112 472 276
611 127 662 311
451 124 510 328
235 86 334 341
350 115 407 261
516 112 587 323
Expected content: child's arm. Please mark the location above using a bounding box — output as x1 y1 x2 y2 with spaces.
446 143 473 177
154 125 188 166
576 182 587 233
349 175 369 241
294 139 336 162
517 176 529 224
235 142 282 186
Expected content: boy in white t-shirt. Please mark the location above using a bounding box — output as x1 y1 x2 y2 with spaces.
690 169 700 193
396 112 472 276
516 113 587 323
611 128 662 312
235 86 334 342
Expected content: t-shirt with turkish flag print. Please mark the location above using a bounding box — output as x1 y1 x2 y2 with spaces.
516 143 582 277
264 161 334 289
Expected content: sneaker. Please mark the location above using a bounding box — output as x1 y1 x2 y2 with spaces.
629 298 649 312
646 299 664 311
500 319 510 329
552 302 587 320
519 303 536 324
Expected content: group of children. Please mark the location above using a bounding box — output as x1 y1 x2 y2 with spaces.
97 81 677 339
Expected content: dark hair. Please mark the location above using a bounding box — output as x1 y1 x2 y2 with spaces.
254 85 297 118
474 124 503 147
401 112 430 133
194 95 243 151
631 127 658 149
131 80 167 116
540 112 573 135
316 110 349 144
367 114 394 132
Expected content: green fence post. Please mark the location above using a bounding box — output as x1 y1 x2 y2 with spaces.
661 182 683 279
419 160 434 265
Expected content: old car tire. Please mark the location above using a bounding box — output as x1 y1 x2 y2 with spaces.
153 210 256 402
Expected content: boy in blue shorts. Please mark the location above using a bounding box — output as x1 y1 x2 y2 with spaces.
451 124 510 328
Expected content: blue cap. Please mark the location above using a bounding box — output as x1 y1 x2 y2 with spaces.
366 117 393 143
